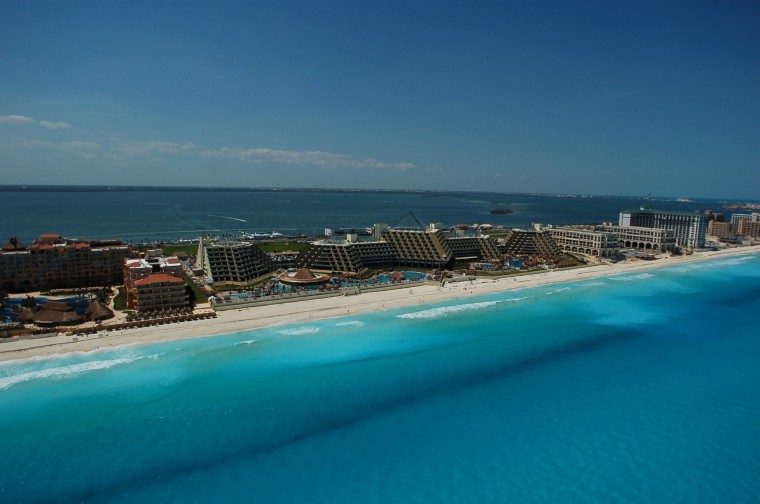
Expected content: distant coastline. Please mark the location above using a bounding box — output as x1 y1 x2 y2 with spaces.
2 185 755 205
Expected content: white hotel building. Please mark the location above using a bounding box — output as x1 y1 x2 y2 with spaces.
548 226 620 258
619 207 708 249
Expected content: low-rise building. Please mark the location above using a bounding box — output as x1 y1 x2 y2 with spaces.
124 256 184 310
708 221 736 240
548 226 620 258
737 214 760 238
602 225 676 252
132 273 189 312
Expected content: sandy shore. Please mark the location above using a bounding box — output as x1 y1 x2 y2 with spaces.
2 246 757 363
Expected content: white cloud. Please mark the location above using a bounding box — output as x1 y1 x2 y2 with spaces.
0 114 72 128
39 120 72 129
6 125 415 173
206 146 415 171
0 115 35 124
63 141 100 150
104 141 198 162
60 141 101 160
8 137 56 149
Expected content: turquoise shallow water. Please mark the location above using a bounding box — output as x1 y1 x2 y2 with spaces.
1 255 759 503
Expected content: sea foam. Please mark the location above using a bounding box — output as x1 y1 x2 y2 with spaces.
336 321 365 327
397 301 500 320
0 356 144 390
610 272 655 282
276 327 321 336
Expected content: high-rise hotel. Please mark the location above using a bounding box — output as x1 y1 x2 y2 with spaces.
619 207 708 249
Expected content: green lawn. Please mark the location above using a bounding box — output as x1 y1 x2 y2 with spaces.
112 287 127 311
184 274 208 304
255 241 308 253
157 241 307 257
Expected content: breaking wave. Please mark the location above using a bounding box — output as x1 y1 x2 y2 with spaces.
0 356 144 391
397 301 500 320
610 272 655 282
581 281 606 288
276 327 321 336
336 321 365 327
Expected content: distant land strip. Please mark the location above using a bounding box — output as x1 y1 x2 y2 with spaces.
1 185 502 196
0 185 695 201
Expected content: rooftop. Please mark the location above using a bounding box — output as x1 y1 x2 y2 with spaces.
134 273 184 286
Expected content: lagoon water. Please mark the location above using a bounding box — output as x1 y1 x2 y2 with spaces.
1 255 759 502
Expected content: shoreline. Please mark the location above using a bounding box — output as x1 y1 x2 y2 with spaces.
2 246 757 363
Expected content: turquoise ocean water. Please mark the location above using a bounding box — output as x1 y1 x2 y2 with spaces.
1 254 759 503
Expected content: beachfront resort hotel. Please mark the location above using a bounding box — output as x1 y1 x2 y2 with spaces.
0 234 129 292
195 237 275 284
619 207 709 249
297 213 501 273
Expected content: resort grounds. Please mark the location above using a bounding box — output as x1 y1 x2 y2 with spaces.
1 246 757 363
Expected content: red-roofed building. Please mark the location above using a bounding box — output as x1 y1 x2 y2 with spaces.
124 256 187 311
132 273 189 312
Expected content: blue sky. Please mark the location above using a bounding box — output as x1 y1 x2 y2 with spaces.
1 1 758 199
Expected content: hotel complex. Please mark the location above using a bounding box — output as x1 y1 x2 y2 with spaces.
130 274 189 312
296 238 396 272
502 226 562 259
548 226 620 258
195 237 274 284
619 207 708 249
123 256 189 312
1 204 750 300
296 213 501 273
0 234 130 292
548 223 676 258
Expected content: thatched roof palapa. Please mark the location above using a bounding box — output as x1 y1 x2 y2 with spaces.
33 310 83 325
39 301 73 312
17 308 35 323
2 236 26 251
86 301 114 321
279 268 331 285
31 300 84 325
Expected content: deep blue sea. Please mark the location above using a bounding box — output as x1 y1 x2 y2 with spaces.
0 187 735 245
1 254 759 503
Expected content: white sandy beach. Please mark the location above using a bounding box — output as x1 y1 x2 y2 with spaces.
1 246 757 363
